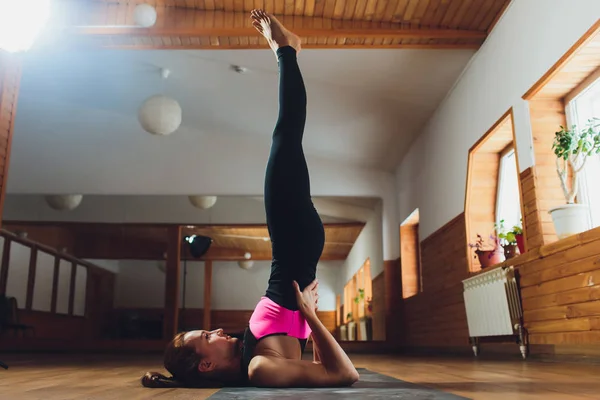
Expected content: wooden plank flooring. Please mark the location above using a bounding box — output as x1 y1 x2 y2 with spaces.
1 353 600 399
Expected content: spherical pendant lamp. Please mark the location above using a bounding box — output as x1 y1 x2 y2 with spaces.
238 260 254 270
134 4 157 28
138 94 182 136
188 195 218 209
45 195 83 211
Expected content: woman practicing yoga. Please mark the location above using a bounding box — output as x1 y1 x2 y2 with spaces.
142 10 359 389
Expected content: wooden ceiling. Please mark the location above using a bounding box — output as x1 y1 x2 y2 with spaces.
4 222 364 261
50 0 512 50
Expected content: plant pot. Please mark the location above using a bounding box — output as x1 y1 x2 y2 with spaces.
515 233 525 254
476 250 504 268
347 321 356 341
503 244 518 259
549 203 591 240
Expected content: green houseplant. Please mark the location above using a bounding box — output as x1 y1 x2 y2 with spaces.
512 221 524 254
550 118 600 238
495 219 518 259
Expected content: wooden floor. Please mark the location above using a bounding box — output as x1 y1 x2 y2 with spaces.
1 353 599 399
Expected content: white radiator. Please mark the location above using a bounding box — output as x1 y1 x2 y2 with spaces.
462 266 527 358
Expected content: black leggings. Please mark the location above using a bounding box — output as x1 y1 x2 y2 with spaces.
263 46 325 311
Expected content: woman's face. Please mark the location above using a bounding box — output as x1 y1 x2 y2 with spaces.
184 328 241 372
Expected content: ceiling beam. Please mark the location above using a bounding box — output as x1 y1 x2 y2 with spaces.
47 2 485 50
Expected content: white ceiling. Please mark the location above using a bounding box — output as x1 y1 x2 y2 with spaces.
10 47 475 189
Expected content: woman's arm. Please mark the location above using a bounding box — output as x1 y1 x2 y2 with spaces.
247 280 359 388
302 302 357 380
311 334 321 364
249 311 357 388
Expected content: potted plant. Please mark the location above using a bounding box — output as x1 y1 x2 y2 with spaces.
495 220 518 259
550 118 600 239
346 312 356 341
469 233 505 268
513 221 525 254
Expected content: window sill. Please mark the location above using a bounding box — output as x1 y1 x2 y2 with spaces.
469 225 600 276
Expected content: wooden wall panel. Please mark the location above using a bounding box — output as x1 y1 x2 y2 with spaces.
518 226 600 348
0 52 21 228
401 206 600 354
527 98 567 246
384 259 403 346
402 214 470 347
3 224 76 254
520 167 545 251
371 271 386 341
51 1 507 50
18 311 86 340
114 308 336 337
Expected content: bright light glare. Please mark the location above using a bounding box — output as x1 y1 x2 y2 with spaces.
0 0 52 53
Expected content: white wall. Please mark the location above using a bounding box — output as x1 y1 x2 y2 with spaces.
86 259 120 274
395 0 600 239
113 259 341 311
3 242 88 315
341 201 384 295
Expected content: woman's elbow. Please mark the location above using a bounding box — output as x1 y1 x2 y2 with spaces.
340 369 359 386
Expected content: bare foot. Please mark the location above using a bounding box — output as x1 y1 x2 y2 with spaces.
251 9 301 55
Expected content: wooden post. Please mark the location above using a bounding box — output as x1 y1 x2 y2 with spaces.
25 246 38 310
0 237 10 294
0 52 21 229
384 258 402 346
203 260 213 331
163 226 182 340
50 256 60 313
68 261 76 315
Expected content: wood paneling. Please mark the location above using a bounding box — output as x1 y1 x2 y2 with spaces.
402 214 469 347
526 99 567 246
115 307 336 337
384 258 402 347
523 19 600 100
45 0 511 50
371 271 385 341
163 226 182 340
517 226 600 347
203 260 212 330
17 310 86 339
0 52 21 229
520 167 545 251
5 222 363 261
186 223 364 260
402 206 600 355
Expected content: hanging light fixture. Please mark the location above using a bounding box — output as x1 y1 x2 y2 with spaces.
134 4 157 28
45 195 83 211
138 68 182 136
188 195 218 209
238 252 253 269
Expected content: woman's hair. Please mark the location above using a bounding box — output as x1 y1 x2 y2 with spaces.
141 331 224 388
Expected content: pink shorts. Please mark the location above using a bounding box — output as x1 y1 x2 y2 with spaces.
249 296 312 340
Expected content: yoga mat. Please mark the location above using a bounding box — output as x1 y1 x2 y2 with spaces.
208 368 471 399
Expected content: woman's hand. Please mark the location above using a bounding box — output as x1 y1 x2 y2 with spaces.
293 279 319 318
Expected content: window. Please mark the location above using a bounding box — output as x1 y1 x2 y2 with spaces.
566 75 600 229
496 147 522 231
465 110 524 272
